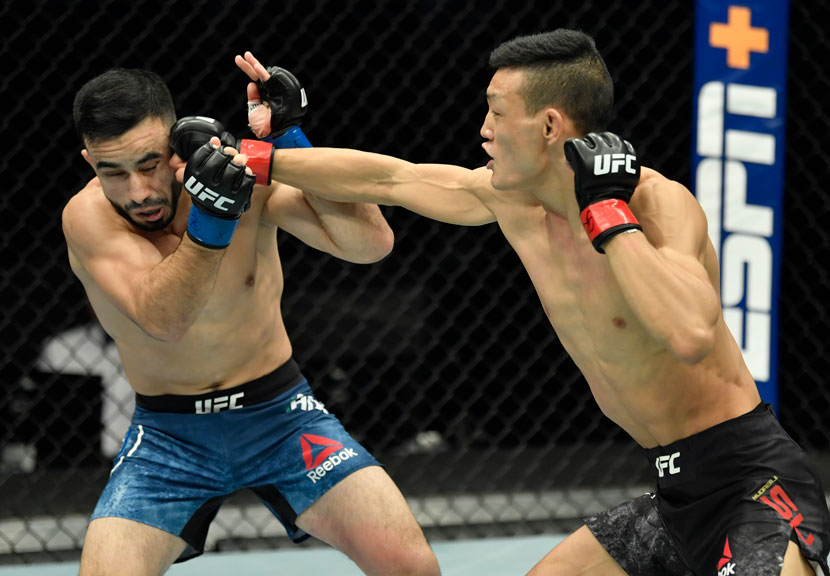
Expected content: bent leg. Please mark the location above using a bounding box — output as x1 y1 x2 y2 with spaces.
535 494 693 576
80 517 187 576
526 525 628 576
297 466 439 576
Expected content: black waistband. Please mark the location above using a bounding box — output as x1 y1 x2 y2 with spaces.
135 358 305 414
645 402 788 494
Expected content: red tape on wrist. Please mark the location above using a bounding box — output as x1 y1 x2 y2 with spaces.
580 199 639 244
238 139 273 185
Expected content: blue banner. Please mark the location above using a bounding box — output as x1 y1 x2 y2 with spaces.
692 1 789 411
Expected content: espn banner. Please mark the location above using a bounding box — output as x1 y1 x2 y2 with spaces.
692 0 789 410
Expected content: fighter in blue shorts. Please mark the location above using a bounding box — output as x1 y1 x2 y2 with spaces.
66 65 439 575
93 359 380 561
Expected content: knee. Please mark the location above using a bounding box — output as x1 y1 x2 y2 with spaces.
400 543 441 576
366 540 441 576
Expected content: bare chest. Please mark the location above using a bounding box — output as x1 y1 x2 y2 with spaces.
499 211 652 364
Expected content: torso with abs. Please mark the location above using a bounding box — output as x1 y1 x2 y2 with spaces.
74 184 293 396
479 174 759 448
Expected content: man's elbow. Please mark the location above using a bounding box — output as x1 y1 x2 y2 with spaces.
667 322 717 365
356 224 395 263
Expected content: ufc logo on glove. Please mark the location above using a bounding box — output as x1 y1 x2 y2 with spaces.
593 153 637 176
185 176 236 212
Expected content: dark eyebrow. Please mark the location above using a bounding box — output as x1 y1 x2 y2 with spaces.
96 152 163 170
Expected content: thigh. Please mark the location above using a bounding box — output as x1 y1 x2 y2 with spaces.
719 521 818 576
583 494 693 576
296 466 439 576
93 422 229 560
782 540 818 576
526 525 629 576
80 517 187 576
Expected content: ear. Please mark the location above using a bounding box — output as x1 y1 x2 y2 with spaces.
541 107 564 144
81 149 93 168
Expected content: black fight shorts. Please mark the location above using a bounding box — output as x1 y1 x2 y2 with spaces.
586 403 830 576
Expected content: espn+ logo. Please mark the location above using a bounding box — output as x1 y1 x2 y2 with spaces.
696 80 778 383
592 153 636 176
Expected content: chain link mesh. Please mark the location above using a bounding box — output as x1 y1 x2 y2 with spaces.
1 0 827 562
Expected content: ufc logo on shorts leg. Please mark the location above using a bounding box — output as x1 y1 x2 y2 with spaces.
655 451 681 477
593 153 637 175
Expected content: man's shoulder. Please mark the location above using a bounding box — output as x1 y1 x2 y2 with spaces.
62 178 126 244
64 178 102 216
635 167 697 209
638 167 685 192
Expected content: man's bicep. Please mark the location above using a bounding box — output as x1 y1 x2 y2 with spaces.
388 164 496 226
262 183 346 254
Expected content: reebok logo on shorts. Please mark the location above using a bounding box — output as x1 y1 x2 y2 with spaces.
717 536 736 575
300 434 358 484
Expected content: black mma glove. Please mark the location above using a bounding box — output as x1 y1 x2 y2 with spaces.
564 132 642 253
257 66 311 149
170 116 274 185
183 143 256 249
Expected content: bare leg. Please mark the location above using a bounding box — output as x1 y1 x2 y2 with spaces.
526 525 628 576
80 517 187 576
297 465 440 575
781 540 817 576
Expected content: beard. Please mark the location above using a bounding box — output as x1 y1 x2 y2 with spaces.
111 180 182 231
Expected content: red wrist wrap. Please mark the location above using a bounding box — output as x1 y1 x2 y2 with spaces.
580 199 640 244
238 139 273 185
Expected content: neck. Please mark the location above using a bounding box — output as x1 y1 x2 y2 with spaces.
532 159 579 219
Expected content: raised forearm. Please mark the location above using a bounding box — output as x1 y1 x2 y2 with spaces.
133 238 224 341
605 233 720 363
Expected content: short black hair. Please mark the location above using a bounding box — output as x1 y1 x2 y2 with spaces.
73 68 176 144
489 30 613 134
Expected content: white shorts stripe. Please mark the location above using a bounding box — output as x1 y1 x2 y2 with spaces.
110 424 144 476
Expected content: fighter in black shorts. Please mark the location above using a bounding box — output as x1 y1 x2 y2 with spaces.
232 30 830 574
587 403 830 575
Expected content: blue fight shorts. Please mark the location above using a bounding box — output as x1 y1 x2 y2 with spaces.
90 358 380 562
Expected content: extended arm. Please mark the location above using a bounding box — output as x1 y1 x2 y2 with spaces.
233 51 496 227
271 147 497 226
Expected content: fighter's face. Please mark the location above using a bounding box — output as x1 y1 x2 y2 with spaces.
83 116 180 231
480 68 547 191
